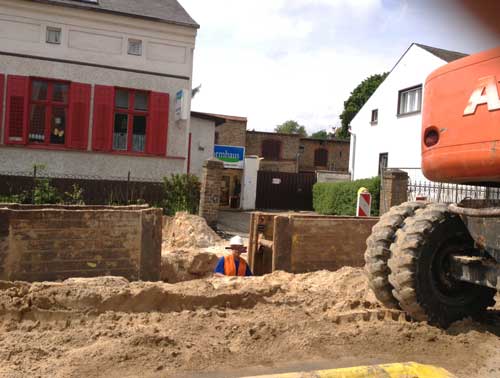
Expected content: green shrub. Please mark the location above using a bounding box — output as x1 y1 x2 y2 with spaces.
313 176 381 216
162 174 201 216
33 178 60 204
63 184 85 205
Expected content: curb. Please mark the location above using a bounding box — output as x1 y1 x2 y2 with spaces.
241 362 456 378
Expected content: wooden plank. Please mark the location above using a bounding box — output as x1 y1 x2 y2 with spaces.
273 215 292 272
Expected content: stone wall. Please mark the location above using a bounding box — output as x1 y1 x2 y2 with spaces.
380 169 409 214
298 138 350 172
215 120 247 148
199 159 224 227
0 204 162 282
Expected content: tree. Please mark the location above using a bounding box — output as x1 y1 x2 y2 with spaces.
311 129 329 140
338 72 388 139
275 120 307 137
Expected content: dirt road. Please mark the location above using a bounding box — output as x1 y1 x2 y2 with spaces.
0 268 498 378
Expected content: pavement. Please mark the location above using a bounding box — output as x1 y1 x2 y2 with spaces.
217 210 252 237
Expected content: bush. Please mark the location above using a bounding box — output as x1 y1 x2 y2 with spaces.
162 174 201 216
313 176 381 216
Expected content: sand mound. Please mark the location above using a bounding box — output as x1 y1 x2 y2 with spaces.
162 212 222 249
160 249 220 283
0 269 498 378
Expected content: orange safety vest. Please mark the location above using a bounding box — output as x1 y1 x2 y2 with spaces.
224 254 247 276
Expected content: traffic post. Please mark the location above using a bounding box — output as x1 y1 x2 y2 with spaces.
356 187 372 217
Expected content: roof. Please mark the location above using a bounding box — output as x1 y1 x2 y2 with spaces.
190 111 226 126
301 137 350 144
27 0 199 28
415 43 468 63
200 112 248 123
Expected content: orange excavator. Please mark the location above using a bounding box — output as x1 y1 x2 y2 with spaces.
365 46 500 327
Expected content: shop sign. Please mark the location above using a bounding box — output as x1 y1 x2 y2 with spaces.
214 145 245 169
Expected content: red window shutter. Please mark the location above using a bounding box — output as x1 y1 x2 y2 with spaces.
147 91 169 156
92 85 114 151
4 75 29 145
68 82 91 150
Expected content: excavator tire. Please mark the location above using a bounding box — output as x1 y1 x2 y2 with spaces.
365 201 427 309
388 203 497 327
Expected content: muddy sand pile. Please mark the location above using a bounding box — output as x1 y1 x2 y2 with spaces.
0 267 498 378
161 213 227 283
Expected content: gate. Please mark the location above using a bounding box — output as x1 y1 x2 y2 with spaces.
256 171 316 210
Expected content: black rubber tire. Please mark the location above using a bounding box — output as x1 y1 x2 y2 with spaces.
365 201 427 309
388 203 497 327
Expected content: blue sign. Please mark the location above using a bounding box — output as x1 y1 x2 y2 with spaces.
214 145 245 169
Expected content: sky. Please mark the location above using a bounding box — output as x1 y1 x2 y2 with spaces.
181 0 499 134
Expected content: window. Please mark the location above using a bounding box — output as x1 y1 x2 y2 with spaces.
371 109 378 125
29 79 69 145
314 148 328 166
398 85 422 115
379 153 388 175
46 27 61 44
214 131 219 145
128 39 143 56
261 139 281 161
113 89 149 152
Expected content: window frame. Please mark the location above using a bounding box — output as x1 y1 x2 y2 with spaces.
261 139 282 161
314 148 329 167
397 84 422 117
370 109 378 125
127 39 143 56
46 26 62 44
113 87 150 154
28 77 71 147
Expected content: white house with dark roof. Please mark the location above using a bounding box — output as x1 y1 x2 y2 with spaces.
0 0 198 181
349 43 467 180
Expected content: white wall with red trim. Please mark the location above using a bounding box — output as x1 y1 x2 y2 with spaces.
0 0 198 180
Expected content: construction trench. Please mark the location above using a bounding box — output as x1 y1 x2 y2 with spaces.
0 206 499 378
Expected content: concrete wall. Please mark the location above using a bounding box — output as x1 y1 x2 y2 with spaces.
349 45 449 180
0 204 162 281
0 0 198 178
241 156 261 210
299 139 350 172
190 117 215 178
248 212 378 275
216 120 246 148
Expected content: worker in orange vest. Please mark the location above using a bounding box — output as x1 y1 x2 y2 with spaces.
214 235 253 277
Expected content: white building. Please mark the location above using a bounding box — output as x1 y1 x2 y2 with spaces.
0 0 198 181
349 43 467 181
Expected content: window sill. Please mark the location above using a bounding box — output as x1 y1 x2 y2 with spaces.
370 121 378 126
397 111 421 118
1 144 185 160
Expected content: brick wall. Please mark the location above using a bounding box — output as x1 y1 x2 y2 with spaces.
299 138 350 172
215 120 247 147
246 131 300 172
199 158 224 226
0 204 162 282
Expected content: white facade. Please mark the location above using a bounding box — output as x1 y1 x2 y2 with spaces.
349 44 451 180
189 116 215 178
241 156 261 210
0 0 197 180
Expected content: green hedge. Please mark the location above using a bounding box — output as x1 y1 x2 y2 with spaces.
313 176 381 216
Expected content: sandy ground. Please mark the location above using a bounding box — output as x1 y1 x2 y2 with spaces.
0 267 498 378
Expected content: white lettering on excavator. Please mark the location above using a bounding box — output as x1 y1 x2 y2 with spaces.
464 75 500 116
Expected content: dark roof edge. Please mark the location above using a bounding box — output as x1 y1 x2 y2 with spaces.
301 137 350 143
28 0 200 29
191 111 226 126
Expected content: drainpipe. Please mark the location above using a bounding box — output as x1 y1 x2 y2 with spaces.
349 131 356 180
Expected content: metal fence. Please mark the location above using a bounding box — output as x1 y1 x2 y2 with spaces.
0 168 165 206
398 167 500 203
